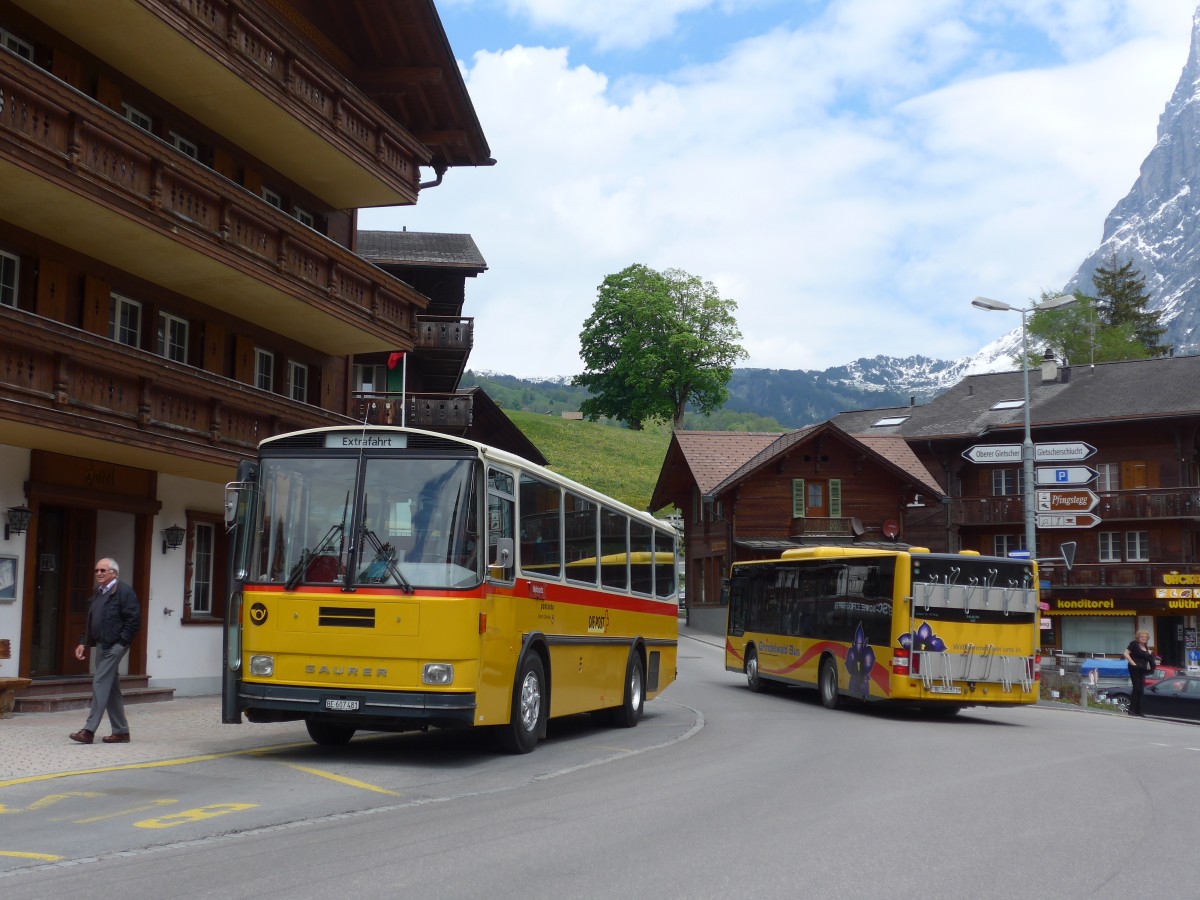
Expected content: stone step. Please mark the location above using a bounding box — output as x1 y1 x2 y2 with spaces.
14 678 175 714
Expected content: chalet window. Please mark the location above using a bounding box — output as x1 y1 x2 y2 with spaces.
191 522 214 614
156 312 189 363
994 534 1025 557
288 360 308 402
122 102 152 131
169 131 199 159
109 293 142 347
1096 463 1119 492
262 187 282 209
354 363 387 393
1125 531 1149 562
254 348 274 392
0 249 18 307
1098 532 1121 562
1 28 34 61
991 468 1023 496
294 206 315 229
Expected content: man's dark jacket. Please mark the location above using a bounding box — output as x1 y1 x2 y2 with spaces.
79 582 141 648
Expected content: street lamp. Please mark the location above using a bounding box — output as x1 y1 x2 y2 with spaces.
971 294 1076 555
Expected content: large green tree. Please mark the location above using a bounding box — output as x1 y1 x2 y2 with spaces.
1027 257 1170 365
574 264 747 430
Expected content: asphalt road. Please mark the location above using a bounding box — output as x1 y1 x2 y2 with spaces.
2 634 1198 899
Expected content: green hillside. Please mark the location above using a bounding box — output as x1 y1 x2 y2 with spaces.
505 410 673 512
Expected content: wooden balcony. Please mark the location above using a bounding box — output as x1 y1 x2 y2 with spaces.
1042 562 1200 594
17 0 432 208
0 307 352 482
414 316 472 393
790 517 857 538
352 392 473 434
0 50 427 356
950 487 1200 528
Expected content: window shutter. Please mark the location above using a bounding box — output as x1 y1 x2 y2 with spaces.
829 479 842 517
792 479 806 518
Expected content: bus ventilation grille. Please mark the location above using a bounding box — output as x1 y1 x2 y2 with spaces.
318 607 375 628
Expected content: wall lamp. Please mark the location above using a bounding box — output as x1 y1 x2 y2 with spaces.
5 505 32 540
162 523 186 554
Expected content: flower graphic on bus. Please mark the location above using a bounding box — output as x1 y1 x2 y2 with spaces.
844 623 876 698
899 621 946 653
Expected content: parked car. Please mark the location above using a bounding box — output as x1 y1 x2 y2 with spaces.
1142 676 1200 720
1097 666 1188 713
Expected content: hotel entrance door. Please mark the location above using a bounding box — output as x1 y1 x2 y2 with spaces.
28 506 96 677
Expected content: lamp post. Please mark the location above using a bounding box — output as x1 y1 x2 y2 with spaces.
971 294 1076 555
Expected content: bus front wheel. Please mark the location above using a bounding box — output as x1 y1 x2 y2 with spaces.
306 719 356 746
607 650 645 728
746 647 767 693
819 658 841 710
499 653 546 754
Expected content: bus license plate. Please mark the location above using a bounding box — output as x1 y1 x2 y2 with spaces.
928 685 962 694
325 698 359 711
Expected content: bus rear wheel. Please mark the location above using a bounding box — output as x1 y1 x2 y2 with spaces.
306 719 356 746
499 652 546 754
746 647 767 693
607 650 645 728
819 657 841 710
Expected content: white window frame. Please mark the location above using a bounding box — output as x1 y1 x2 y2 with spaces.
169 131 199 159
1125 531 1149 562
1 28 34 61
354 363 386 393
994 534 1027 558
992 468 1022 497
190 522 215 615
1098 532 1121 562
254 348 274 392
122 102 152 131
0 249 18 307
1096 463 1120 493
288 360 308 403
261 187 282 209
293 206 315 229
156 312 189 363
109 293 142 347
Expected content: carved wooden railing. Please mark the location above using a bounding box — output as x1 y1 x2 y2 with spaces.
0 308 350 464
415 317 473 352
351 392 473 431
156 0 428 199
0 51 426 346
949 487 1200 527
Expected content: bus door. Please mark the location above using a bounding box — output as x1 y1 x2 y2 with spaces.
222 460 258 724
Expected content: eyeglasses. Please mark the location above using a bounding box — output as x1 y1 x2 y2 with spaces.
95 568 110 573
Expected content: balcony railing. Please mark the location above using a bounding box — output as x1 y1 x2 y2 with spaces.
790 517 855 538
950 487 1200 527
1041 562 1200 593
416 317 473 352
0 50 426 352
351 392 473 432
0 308 347 466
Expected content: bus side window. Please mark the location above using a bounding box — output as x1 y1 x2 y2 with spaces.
488 467 515 581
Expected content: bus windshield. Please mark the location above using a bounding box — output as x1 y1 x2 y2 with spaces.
249 455 480 590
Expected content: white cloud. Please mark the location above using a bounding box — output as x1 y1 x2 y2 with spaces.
361 0 1198 377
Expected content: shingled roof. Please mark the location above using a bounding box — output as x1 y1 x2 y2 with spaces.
356 230 487 272
649 431 780 511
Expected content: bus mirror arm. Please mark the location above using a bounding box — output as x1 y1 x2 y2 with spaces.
490 537 514 577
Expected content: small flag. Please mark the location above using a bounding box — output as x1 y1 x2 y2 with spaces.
387 351 404 370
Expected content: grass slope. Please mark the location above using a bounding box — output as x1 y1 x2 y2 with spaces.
505 410 672 512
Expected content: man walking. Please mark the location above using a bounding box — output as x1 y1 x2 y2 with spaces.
69 558 141 744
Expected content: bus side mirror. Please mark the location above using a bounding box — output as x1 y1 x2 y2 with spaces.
224 487 239 526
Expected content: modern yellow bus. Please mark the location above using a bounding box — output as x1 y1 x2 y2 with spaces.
221 426 679 752
724 546 1040 712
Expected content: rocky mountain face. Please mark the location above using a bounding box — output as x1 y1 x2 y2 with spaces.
1060 7 1200 356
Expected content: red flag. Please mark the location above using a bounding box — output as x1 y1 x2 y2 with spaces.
387 351 404 370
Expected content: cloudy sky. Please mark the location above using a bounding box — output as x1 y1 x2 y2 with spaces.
358 0 1199 378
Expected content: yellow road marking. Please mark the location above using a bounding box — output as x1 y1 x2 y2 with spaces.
136 803 258 829
69 799 177 824
0 851 64 860
279 762 402 796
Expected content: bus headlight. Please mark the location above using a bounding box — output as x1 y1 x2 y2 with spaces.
423 663 454 685
249 655 275 676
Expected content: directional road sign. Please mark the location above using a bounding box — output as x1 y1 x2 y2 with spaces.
1036 465 1099 486
964 442 1097 464
1037 489 1099 513
1035 512 1101 529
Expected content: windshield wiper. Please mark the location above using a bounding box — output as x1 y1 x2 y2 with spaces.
357 526 414 594
283 515 347 591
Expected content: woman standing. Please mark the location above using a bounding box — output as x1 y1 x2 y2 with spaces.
1123 630 1155 717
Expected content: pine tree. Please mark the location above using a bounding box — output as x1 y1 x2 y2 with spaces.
1091 254 1170 357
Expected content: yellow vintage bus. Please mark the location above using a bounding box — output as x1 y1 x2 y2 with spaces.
222 426 679 752
724 546 1040 713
